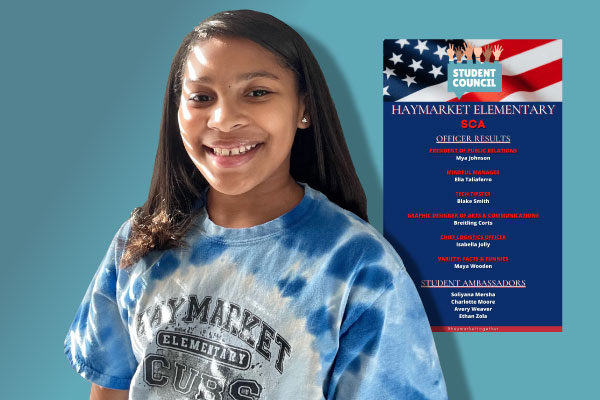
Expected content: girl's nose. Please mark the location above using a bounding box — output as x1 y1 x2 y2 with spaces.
207 98 248 132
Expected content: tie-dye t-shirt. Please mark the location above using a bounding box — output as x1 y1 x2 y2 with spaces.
64 182 447 399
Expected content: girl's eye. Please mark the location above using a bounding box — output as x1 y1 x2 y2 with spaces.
247 89 270 97
190 94 213 102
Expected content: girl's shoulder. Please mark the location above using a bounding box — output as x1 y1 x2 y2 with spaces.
305 186 407 280
112 216 134 258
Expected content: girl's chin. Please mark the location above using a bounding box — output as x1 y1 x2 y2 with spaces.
205 179 258 197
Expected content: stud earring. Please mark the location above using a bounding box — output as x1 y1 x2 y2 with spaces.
302 117 308 123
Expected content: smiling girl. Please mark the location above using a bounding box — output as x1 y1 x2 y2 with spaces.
65 9 447 400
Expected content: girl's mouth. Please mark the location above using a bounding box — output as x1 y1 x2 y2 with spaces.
203 143 263 168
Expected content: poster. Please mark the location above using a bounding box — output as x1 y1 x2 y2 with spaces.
383 39 562 332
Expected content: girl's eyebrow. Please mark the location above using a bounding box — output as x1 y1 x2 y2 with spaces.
186 70 280 84
238 71 280 81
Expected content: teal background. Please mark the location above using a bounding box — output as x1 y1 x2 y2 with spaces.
1 0 596 398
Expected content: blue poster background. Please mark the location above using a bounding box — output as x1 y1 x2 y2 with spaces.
384 102 562 329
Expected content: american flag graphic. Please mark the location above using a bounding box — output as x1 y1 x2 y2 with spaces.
383 39 562 102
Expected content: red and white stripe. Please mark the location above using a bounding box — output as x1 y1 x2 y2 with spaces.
396 39 562 102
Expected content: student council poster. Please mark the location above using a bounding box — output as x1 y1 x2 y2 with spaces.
383 39 562 332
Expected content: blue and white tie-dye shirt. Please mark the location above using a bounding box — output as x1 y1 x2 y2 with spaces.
64 181 448 399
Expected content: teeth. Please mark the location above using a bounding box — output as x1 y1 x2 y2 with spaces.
211 144 260 156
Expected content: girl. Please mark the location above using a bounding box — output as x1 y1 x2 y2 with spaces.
65 9 448 400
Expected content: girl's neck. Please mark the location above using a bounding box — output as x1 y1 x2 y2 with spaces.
205 176 304 229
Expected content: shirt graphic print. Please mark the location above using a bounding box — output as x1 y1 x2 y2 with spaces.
65 182 448 399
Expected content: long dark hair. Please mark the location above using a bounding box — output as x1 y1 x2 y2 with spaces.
119 9 367 269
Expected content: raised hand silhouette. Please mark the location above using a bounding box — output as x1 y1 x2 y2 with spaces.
474 47 483 63
454 47 464 63
493 44 504 61
446 44 455 61
463 41 475 63
483 45 493 62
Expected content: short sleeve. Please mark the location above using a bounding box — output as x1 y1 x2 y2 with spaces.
63 219 138 390
327 269 448 400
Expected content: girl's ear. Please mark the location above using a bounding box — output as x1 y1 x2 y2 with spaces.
297 93 311 129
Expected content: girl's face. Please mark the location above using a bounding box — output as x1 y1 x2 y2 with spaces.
178 37 307 197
